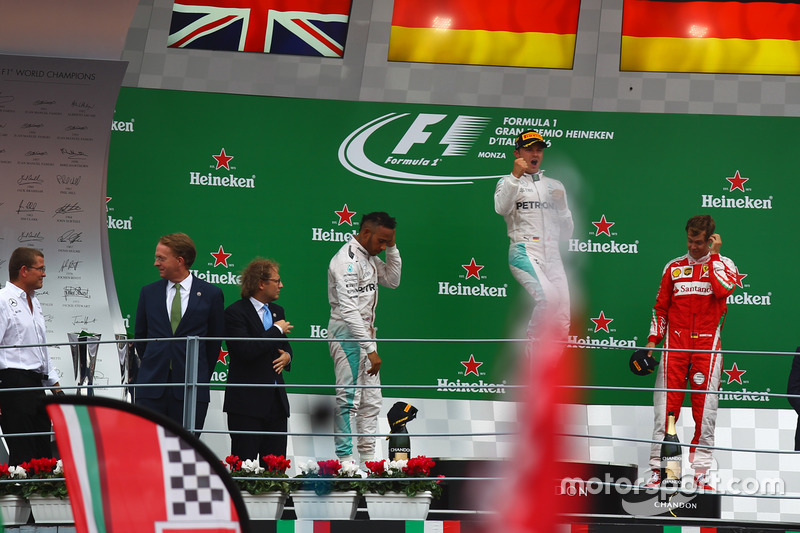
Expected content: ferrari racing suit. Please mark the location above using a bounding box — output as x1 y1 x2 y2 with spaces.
327 237 402 460
648 251 737 472
494 170 574 340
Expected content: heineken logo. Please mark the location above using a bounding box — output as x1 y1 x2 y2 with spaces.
462 258 484 280
592 214 614 236
437 282 507 298
335 204 357 225
111 119 134 132
311 205 359 243
569 215 639 255
726 291 771 306
209 245 233 268
190 269 241 285
590 311 613 333
567 335 637 349
726 170 748 192
719 388 771 403
435 354 505 394
213 148 233 170
438 259 506 298
723 362 747 385
568 239 639 254
461 354 484 376
701 170 773 210
107 215 132 230
435 378 507 394
188 148 256 189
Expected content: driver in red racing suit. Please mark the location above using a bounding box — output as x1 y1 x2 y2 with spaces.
643 214 738 491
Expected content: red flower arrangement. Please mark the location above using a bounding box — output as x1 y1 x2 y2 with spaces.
223 455 292 495
0 463 26 497
363 456 443 497
19 458 67 499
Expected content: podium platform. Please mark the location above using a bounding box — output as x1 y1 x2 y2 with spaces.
562 521 800 532
252 520 471 532
555 461 720 519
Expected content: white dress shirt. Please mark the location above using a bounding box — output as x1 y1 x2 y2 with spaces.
249 297 283 334
0 281 58 385
165 274 193 318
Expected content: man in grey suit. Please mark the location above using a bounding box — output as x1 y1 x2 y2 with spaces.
134 232 225 429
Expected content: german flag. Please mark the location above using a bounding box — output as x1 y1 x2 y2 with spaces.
621 0 800 74
388 0 581 69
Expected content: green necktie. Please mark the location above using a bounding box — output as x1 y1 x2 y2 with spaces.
170 284 182 333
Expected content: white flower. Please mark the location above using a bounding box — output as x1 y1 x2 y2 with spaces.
388 459 407 473
339 461 359 477
54 460 63 476
241 459 265 475
298 460 319 474
9 466 26 479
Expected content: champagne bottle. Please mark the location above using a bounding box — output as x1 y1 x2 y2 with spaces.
388 424 411 461
660 411 682 487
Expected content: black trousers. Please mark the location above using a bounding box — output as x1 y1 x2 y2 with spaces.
0 369 53 465
788 352 800 451
227 390 288 465
136 394 209 431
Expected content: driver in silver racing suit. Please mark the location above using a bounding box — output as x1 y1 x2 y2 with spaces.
327 212 401 464
494 130 574 341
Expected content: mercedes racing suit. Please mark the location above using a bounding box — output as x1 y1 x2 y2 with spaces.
327 237 401 460
494 170 573 340
648 251 737 472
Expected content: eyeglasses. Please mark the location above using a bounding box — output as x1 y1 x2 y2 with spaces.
264 278 281 284
26 265 46 273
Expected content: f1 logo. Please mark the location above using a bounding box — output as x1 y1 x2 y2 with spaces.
392 113 490 157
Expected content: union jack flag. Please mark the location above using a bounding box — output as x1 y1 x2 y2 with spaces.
167 0 351 58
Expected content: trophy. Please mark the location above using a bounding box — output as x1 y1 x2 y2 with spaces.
387 402 418 461
69 331 101 396
115 333 140 401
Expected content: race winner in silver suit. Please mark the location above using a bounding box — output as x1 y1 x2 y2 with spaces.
494 130 574 341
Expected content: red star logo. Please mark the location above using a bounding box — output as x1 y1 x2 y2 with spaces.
733 271 748 288
210 245 232 267
461 354 483 376
723 362 747 384
217 349 229 365
335 204 357 226
462 258 484 279
726 170 748 192
213 148 234 170
592 215 615 237
106 197 111 204
590 311 613 333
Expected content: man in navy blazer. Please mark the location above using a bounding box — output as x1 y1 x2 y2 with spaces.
787 348 800 450
224 258 293 463
134 233 224 430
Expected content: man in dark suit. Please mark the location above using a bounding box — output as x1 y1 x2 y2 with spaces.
787 348 800 450
134 233 224 430
224 258 293 463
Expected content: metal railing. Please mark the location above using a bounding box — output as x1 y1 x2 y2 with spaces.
2 335 800 524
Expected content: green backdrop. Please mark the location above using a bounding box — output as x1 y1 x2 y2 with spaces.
107 87 789 407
